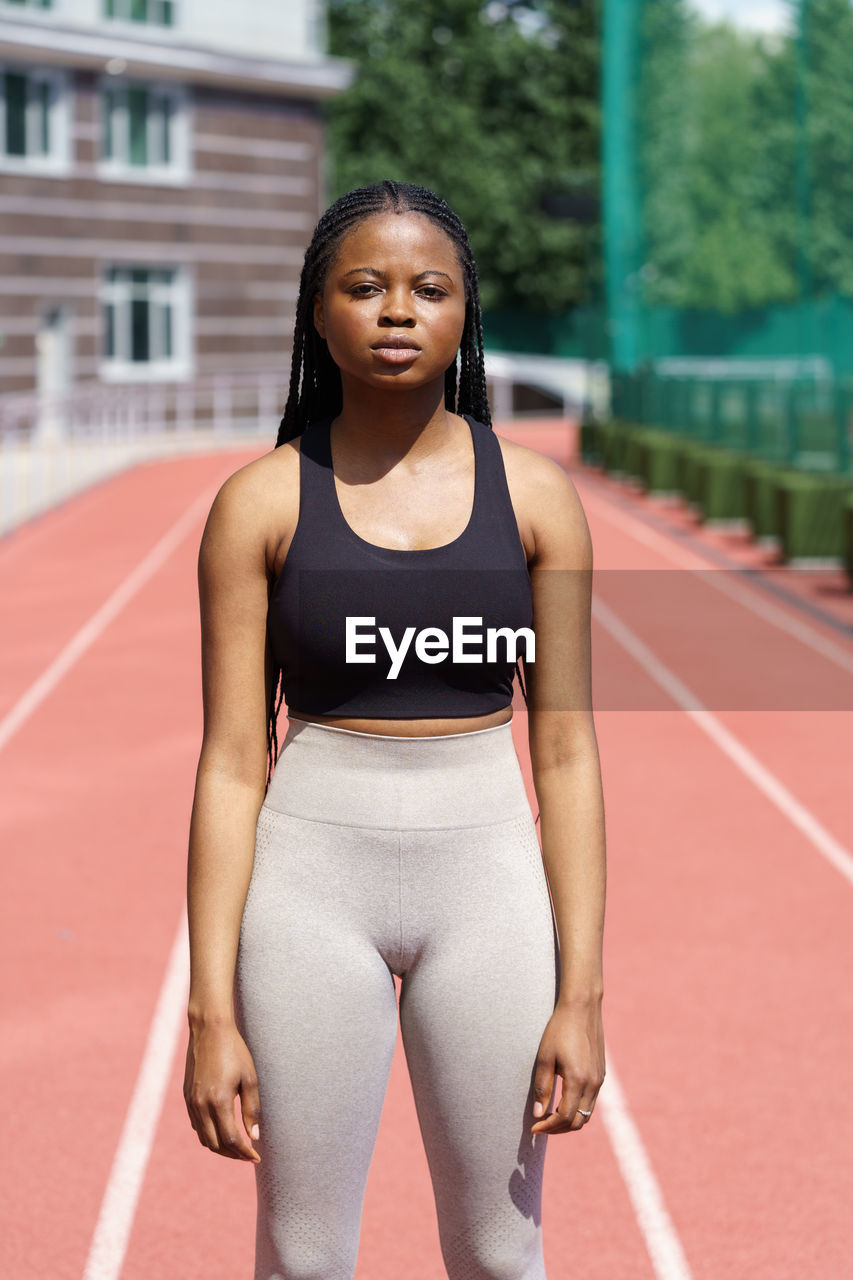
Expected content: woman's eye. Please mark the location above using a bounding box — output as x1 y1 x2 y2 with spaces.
347 282 446 299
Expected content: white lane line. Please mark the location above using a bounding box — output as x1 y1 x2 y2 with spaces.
594 596 853 888
0 485 218 754
0 476 218 1274
581 489 853 680
81 907 189 1280
598 1052 694 1280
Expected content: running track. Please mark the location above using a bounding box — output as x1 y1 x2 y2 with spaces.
2 419 852 1279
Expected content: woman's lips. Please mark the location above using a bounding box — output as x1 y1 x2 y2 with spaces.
371 346 421 364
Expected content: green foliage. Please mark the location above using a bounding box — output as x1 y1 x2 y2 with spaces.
680 22 797 310
325 0 853 326
325 0 602 314
635 0 698 308
802 0 853 296
638 3 799 312
637 0 853 313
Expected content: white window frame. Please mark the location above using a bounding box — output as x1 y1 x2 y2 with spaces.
103 0 177 29
98 264 193 383
0 64 70 175
97 76 190 185
0 1 56 12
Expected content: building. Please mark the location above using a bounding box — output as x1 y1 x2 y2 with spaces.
0 0 351 419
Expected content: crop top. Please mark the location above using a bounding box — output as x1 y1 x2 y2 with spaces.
267 414 534 718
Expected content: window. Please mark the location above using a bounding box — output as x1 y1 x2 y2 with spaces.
99 79 188 181
0 66 69 173
100 266 191 381
104 0 175 25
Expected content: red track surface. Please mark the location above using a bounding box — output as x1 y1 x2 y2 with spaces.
2 420 851 1279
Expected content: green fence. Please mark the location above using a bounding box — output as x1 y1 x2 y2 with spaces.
610 370 853 473
484 293 853 382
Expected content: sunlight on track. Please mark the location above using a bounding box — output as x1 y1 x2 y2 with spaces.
0 483 219 755
11 440 840 1277
593 596 853 888
0 477 220 1272
597 1058 694 1280
583 492 853 681
81 908 189 1280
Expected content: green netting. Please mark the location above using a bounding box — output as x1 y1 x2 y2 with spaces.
611 369 852 470
594 0 853 473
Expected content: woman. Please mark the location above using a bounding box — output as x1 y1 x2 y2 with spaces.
184 179 607 1280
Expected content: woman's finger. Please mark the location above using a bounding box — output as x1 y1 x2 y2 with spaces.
531 1076 592 1134
194 1098 223 1152
531 1053 557 1120
575 1098 595 1125
568 1096 595 1130
211 1095 260 1162
239 1066 262 1158
551 1077 584 1131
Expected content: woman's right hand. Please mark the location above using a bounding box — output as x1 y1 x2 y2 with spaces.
183 1020 262 1163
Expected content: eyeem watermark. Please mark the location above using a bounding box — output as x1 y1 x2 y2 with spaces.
346 616 536 680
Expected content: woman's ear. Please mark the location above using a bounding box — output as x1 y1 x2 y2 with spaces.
313 293 326 341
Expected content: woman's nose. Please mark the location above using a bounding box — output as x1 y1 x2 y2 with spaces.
379 290 415 326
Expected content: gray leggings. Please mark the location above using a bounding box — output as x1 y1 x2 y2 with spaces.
233 715 561 1280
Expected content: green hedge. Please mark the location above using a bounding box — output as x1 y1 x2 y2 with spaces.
694 450 749 520
743 460 790 541
675 441 719 508
586 421 853 576
642 431 683 494
773 472 853 560
580 418 603 467
598 419 632 474
844 493 853 584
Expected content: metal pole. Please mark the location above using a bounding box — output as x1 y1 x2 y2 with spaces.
795 0 814 366
603 0 642 375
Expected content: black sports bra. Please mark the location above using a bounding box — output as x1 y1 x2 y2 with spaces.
267 415 534 718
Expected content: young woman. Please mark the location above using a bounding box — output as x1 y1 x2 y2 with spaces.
184 179 607 1280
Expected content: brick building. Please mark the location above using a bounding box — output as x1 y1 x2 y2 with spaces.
0 0 351 407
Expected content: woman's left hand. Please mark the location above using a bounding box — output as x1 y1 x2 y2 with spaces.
530 998 606 1135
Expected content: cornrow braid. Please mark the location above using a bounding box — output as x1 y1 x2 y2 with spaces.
265 180 523 792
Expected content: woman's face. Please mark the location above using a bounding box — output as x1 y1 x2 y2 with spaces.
313 210 468 395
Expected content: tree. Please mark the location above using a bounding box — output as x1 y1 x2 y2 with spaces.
636 0 698 308
638 3 797 313
680 20 796 310
325 0 602 314
799 0 853 297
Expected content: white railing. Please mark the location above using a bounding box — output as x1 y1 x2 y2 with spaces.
0 360 600 537
0 371 286 536
0 371 287 443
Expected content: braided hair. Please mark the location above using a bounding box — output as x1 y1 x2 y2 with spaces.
265 179 528 788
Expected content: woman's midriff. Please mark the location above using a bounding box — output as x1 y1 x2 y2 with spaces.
285 705 514 738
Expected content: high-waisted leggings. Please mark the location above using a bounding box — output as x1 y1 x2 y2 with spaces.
233 714 561 1280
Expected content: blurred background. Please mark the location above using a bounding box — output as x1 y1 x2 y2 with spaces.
2 0 852 574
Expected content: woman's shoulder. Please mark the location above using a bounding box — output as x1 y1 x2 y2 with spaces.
212 434 301 505
490 428 590 568
488 425 569 481
203 435 303 576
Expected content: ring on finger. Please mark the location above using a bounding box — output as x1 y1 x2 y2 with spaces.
577 1107 592 1118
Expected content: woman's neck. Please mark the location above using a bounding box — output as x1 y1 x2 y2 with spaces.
333 376 460 460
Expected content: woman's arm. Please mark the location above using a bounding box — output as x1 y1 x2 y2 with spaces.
521 453 607 1135
184 463 275 1165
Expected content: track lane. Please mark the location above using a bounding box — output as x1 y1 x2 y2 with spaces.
2 420 851 1277
559 436 853 1278
1 455 236 1278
